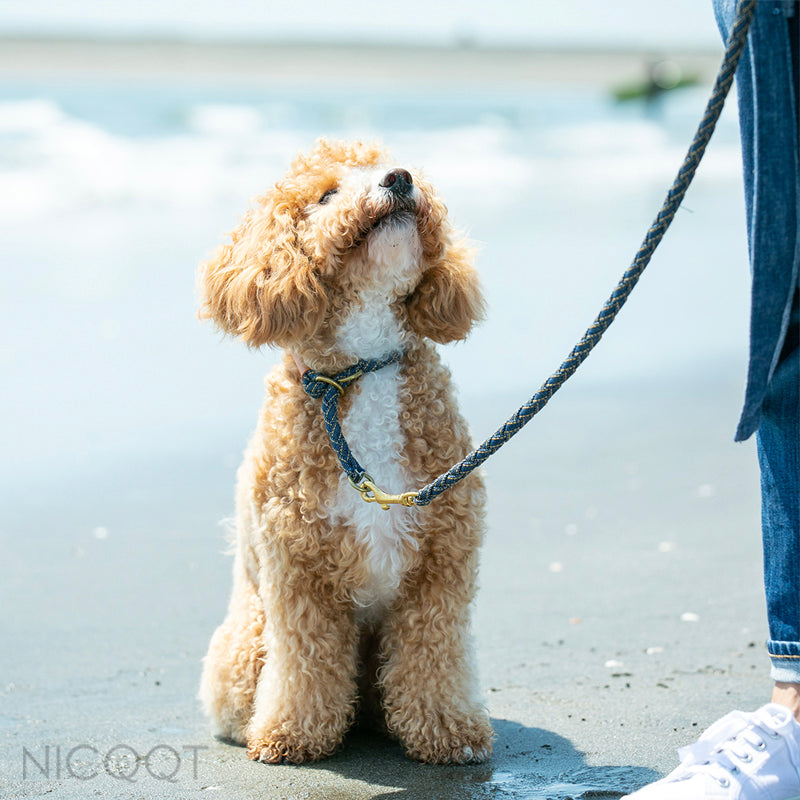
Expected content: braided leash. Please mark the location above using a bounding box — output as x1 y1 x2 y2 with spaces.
301 352 417 509
303 0 756 509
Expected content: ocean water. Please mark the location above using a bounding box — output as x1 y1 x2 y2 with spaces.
0 72 750 487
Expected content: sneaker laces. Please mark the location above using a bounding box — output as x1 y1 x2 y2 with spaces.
670 705 793 789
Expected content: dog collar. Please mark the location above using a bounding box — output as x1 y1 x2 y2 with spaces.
294 351 417 509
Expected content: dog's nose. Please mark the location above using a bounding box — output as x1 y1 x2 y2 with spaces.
379 168 413 196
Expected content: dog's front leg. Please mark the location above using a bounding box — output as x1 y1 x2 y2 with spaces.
245 584 358 764
379 541 494 764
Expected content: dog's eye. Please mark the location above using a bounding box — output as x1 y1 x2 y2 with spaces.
318 188 338 205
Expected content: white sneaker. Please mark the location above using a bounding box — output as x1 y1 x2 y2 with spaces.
623 704 800 800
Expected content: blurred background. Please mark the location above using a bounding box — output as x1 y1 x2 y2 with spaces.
0 0 726 46
0 0 749 492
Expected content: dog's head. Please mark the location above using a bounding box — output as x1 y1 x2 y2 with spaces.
198 139 484 353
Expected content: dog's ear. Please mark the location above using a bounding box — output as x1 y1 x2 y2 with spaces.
198 196 326 348
405 239 485 344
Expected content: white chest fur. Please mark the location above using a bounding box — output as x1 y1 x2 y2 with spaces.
336 365 418 613
332 292 419 615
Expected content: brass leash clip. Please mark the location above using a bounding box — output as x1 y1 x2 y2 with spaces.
349 475 418 511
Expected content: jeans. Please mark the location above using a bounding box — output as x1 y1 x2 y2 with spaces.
713 0 800 682
761 291 800 681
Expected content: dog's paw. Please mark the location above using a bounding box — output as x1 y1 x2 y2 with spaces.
247 741 312 764
246 730 341 765
431 742 493 765
408 737 494 765
399 713 495 765
247 741 287 764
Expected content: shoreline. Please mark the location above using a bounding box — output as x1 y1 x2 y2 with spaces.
0 36 722 88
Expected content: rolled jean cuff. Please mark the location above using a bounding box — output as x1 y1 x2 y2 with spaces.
768 640 800 684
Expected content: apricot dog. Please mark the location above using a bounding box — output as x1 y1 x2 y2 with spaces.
198 139 492 765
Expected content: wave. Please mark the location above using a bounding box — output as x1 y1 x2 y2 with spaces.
0 86 741 221
0 82 749 473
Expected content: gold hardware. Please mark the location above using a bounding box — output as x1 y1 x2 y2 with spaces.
312 371 363 396
312 375 346 395
339 370 363 386
349 475 418 511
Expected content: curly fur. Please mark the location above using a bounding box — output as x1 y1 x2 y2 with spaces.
198 139 492 766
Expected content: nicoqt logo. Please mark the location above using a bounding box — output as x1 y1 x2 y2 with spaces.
22 744 207 782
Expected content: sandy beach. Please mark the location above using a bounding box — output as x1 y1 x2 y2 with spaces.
0 35 766 800
0 367 765 799
0 36 722 89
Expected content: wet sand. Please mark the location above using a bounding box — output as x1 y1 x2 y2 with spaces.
0 365 765 799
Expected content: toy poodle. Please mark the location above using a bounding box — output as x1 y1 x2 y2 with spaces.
197 139 492 765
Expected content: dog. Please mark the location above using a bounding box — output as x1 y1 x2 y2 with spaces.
198 139 492 765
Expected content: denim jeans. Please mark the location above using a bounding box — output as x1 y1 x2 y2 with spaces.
760 293 800 681
713 0 800 681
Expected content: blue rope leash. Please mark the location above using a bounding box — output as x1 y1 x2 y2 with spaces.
303 0 756 509
412 0 757 506
301 351 404 486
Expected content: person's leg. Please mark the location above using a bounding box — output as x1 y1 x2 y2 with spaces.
762 289 800 716
773 682 800 719
763 0 800 720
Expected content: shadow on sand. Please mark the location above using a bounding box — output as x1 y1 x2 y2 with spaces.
285 718 661 800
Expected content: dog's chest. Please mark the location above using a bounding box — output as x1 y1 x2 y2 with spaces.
334 365 417 612
332 301 418 612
